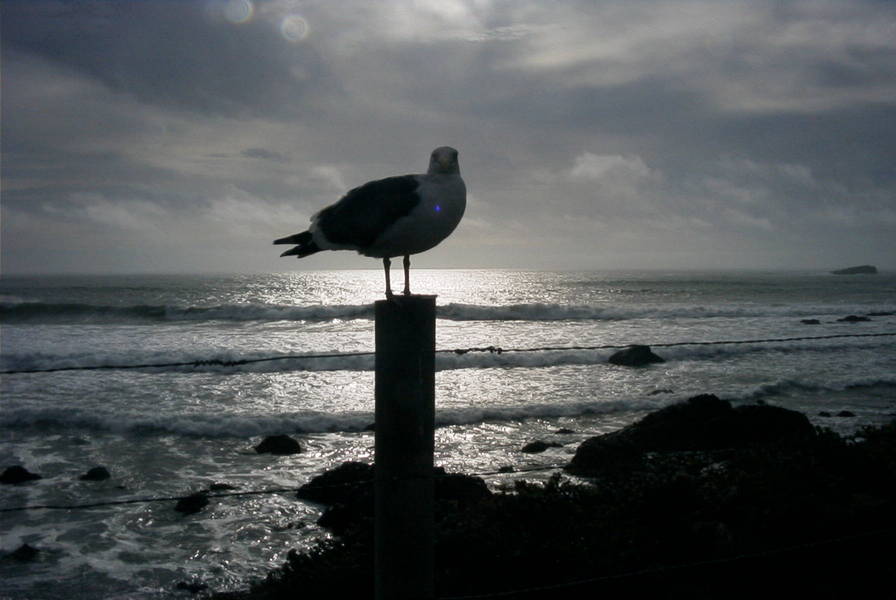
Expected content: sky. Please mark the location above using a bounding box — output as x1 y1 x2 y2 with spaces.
2 0 895 274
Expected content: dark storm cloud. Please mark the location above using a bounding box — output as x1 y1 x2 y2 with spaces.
1 0 335 118
2 0 895 273
241 148 288 161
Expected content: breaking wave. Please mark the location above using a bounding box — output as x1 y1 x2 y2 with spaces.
3 338 893 375
3 380 894 438
0 302 374 324
3 300 892 324
0 397 664 438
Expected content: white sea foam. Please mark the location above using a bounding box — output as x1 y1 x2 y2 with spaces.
3 379 894 437
742 378 896 402
0 301 375 324
0 398 657 437
4 299 893 324
4 338 893 374
0 405 372 437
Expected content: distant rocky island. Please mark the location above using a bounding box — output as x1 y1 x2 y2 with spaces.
831 265 877 275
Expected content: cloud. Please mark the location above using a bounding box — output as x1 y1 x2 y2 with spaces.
2 0 895 273
570 153 654 182
501 1 896 113
1 1 336 119
241 147 288 162
71 193 170 232
307 165 349 194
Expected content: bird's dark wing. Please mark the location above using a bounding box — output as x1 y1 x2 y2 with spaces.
316 175 421 247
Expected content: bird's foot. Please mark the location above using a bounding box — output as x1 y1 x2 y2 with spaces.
386 293 406 306
402 288 411 296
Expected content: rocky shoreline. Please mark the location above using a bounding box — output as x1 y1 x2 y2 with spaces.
215 394 896 599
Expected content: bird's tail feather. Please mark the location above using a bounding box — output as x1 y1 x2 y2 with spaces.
273 231 320 258
274 232 310 245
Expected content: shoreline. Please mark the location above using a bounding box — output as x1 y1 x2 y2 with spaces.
2 394 893 599
214 394 896 599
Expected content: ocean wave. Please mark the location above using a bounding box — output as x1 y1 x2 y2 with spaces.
3 299 893 324
3 338 893 375
0 398 664 438
439 302 825 321
739 378 896 402
655 338 896 362
0 406 374 437
3 379 894 437
0 302 375 324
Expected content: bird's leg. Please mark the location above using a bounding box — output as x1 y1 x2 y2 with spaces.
383 257 393 298
402 254 411 296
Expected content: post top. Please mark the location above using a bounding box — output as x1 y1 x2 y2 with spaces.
375 294 437 308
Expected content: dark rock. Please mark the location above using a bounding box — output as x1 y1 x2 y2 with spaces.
732 404 817 444
801 319 820 325
9 544 39 562
363 423 376 431
317 497 371 534
305 463 490 535
79 466 110 481
603 394 734 452
649 388 674 395
565 432 644 476
608 345 665 366
837 315 871 323
1 466 42 484
521 440 563 453
176 581 208 594
255 434 302 455
298 462 490 507
691 521 734 552
566 394 815 476
297 462 374 505
831 265 877 275
238 418 896 600
836 410 856 418
819 411 832 417
317 467 491 535
555 428 576 434
434 468 491 504
175 492 209 515
208 482 237 491
498 466 515 473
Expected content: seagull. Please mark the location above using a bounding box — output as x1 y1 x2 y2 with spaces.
274 146 466 297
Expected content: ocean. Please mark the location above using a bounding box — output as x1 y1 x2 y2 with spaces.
1 270 895 598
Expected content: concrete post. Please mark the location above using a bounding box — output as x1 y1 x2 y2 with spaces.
374 295 436 600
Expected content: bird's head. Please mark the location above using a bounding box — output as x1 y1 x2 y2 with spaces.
427 146 460 175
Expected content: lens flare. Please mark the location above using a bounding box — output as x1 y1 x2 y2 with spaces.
224 0 253 24
280 15 309 42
